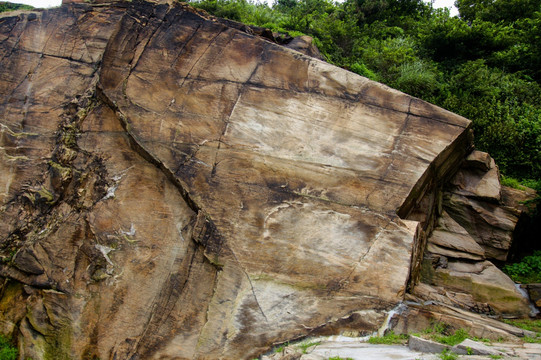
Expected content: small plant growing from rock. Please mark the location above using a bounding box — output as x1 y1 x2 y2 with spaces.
503 318 541 343
274 342 289 353
421 321 469 346
439 348 458 360
368 331 408 345
297 340 321 354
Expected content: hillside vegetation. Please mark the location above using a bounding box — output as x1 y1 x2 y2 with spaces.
0 2 33 12
190 0 541 190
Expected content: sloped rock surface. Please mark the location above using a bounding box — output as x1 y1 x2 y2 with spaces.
418 151 533 317
1 1 528 359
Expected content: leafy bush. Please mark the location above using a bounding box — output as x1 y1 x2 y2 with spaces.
393 60 442 101
0 335 18 360
503 251 541 283
500 175 526 190
349 62 379 80
0 2 33 13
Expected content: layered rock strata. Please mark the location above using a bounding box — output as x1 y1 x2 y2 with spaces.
414 151 534 317
0 1 533 359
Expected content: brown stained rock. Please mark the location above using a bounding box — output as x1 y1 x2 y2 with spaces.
408 335 450 354
453 338 505 356
526 284 541 308
421 258 531 316
393 302 534 341
443 193 519 261
285 35 324 60
417 149 536 318
428 211 486 258
450 156 501 201
501 185 538 213
0 1 492 359
463 150 492 171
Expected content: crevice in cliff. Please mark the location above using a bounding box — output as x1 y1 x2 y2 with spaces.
97 86 206 218
210 48 264 178
177 27 227 90
0 15 30 63
379 100 413 182
339 218 395 293
246 273 269 323
26 50 96 65
124 8 168 82
168 22 202 71
399 125 474 292
124 240 205 359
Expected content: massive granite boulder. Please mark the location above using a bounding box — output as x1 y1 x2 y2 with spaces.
0 1 533 359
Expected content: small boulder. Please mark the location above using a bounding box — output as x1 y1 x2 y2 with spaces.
408 335 449 354
463 151 492 171
452 338 505 356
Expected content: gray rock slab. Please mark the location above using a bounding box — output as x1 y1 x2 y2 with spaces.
408 335 450 354
309 341 440 360
452 338 505 356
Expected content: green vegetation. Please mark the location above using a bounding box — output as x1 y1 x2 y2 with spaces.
503 318 541 343
420 322 473 346
489 355 503 360
523 334 541 343
433 328 469 346
328 357 353 360
368 331 408 344
297 340 321 353
274 342 289 353
0 2 33 12
439 348 458 360
189 0 541 190
503 250 541 283
503 318 541 333
0 335 18 360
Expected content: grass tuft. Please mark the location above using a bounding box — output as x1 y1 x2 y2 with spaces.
297 340 321 354
439 348 458 360
368 331 408 345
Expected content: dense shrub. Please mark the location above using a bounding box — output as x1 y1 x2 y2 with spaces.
504 251 541 283
0 335 17 360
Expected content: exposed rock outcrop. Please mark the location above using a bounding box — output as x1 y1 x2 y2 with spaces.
0 1 535 359
415 150 535 317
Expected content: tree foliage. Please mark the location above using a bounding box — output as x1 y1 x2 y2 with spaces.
189 0 541 184
0 2 33 13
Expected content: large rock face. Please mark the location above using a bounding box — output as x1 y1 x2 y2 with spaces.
0 1 530 359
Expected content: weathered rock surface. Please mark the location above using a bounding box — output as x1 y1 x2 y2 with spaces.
453 338 505 356
393 302 536 340
526 284 541 308
417 150 533 317
0 1 535 359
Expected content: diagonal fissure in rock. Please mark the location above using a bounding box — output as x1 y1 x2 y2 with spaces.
96 86 205 219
